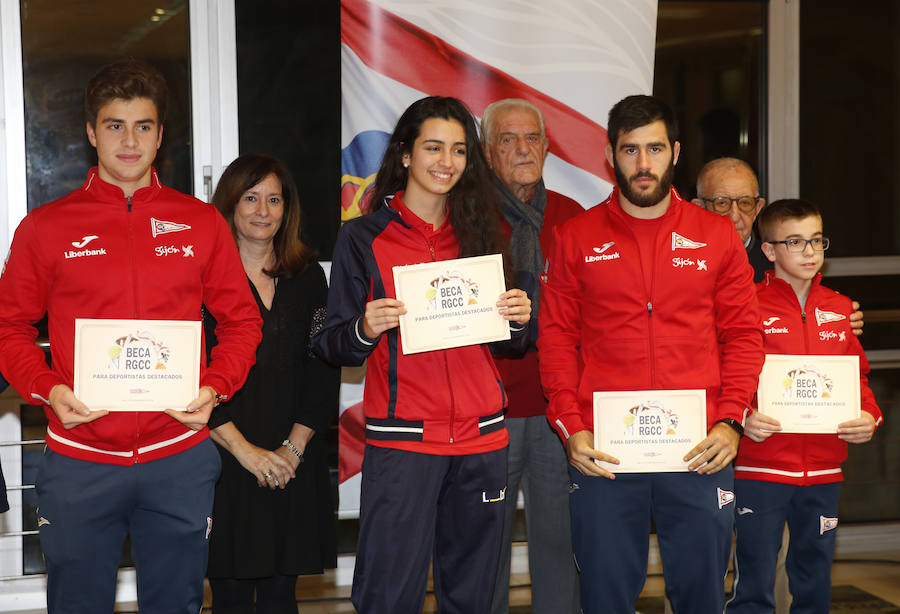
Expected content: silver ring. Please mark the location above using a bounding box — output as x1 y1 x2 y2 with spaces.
264 471 272 479
273 477 280 487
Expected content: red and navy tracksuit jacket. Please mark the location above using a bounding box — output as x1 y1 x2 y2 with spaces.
313 192 527 456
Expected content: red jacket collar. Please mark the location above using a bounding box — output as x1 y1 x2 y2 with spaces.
389 190 451 235
81 166 163 206
762 269 823 289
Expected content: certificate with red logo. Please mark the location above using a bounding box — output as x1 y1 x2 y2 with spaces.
393 254 509 355
757 354 860 433
74 319 201 411
593 389 707 472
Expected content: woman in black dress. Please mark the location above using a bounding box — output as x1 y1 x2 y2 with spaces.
205 153 338 613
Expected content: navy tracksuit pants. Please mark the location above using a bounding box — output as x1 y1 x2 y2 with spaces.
569 465 735 613
351 444 507 614
726 479 840 614
36 440 221 613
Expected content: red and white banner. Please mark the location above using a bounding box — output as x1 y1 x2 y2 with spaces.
339 0 658 516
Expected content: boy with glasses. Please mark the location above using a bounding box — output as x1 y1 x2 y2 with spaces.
726 199 882 613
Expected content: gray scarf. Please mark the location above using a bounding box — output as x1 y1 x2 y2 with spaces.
494 175 547 342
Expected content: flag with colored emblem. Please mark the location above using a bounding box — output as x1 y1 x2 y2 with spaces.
338 0 657 516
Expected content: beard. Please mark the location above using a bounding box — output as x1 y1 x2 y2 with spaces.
614 156 675 208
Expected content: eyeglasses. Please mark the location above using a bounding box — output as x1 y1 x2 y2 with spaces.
702 196 761 214
768 237 830 253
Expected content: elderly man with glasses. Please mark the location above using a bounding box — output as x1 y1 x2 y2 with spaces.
692 158 769 281
692 157 862 335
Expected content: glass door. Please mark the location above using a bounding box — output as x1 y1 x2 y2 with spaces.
19 0 193 209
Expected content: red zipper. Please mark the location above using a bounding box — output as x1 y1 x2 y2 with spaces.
444 351 456 443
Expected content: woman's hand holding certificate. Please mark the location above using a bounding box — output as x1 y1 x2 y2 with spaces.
496 289 531 325
363 298 407 338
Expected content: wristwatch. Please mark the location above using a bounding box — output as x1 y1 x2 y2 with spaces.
282 439 305 462
716 418 744 437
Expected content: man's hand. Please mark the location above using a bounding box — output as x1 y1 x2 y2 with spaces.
565 429 619 479
744 410 781 443
837 411 876 444
684 422 740 474
165 385 217 431
850 301 864 336
49 384 108 429
497 289 532 325
363 298 406 339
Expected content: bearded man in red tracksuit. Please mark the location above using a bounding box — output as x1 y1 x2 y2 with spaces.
538 95 764 613
0 59 261 613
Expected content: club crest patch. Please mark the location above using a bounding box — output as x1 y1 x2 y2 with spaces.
815 307 845 327
672 232 707 250
717 487 735 509
151 217 191 237
820 515 838 534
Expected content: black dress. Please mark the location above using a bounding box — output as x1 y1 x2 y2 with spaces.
205 262 338 578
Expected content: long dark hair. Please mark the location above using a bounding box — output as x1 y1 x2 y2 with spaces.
212 153 313 278
369 96 508 266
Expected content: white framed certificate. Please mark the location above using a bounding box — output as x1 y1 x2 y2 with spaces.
593 389 707 473
74 319 202 411
757 354 860 433
393 254 510 355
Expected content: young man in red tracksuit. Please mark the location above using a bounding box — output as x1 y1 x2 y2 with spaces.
0 59 261 613
726 199 882 614
539 95 764 613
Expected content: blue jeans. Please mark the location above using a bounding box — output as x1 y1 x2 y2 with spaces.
36 440 221 613
491 416 578 614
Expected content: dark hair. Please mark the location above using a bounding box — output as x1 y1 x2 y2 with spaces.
369 96 509 267
607 95 678 151
212 153 313 278
85 58 168 126
757 199 822 243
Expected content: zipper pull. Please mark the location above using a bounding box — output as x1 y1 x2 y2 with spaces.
429 241 436 260
127 196 132 212
647 301 653 317
801 311 806 323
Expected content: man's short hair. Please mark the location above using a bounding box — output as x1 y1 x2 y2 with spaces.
757 198 822 242
84 58 168 126
607 95 677 151
695 157 759 198
481 98 546 145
